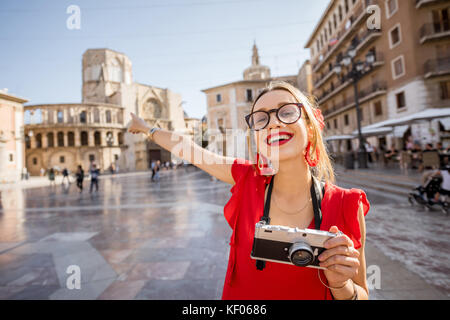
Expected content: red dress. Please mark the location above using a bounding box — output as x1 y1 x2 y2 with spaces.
222 159 370 300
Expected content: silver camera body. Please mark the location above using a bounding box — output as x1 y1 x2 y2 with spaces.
251 221 338 269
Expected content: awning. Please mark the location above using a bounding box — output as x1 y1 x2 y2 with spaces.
365 108 450 129
393 125 410 137
440 118 450 131
352 127 393 137
324 135 355 141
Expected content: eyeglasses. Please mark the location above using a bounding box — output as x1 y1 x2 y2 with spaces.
245 103 303 131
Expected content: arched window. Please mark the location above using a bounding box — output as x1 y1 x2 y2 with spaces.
94 131 101 146
47 132 54 147
81 131 88 146
35 133 42 148
57 132 64 147
106 131 114 146
68 132 75 146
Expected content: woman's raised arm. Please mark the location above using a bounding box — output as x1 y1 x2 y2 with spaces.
128 112 236 185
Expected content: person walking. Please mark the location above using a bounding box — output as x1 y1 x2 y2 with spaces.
128 81 369 300
62 168 70 184
154 160 161 181
89 163 100 193
48 168 56 187
76 165 84 193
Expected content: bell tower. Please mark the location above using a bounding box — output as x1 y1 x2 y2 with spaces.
82 48 133 105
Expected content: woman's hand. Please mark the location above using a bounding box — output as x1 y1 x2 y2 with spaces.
128 112 150 135
318 226 360 288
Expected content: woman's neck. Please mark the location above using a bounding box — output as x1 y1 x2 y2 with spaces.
273 157 312 197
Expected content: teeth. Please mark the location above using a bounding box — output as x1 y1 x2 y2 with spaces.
268 134 292 145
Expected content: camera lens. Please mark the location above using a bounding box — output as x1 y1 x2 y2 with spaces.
289 242 314 267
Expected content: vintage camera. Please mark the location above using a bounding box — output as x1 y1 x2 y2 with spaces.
251 221 338 269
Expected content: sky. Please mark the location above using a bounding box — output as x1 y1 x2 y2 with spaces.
0 0 330 119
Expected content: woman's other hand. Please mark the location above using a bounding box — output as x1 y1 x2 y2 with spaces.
318 226 360 288
128 112 150 134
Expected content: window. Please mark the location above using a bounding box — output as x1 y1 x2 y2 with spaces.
118 132 124 145
106 110 112 123
386 0 398 19
89 154 95 162
81 131 88 146
47 132 54 148
334 118 338 129
68 132 75 146
8 153 13 162
60 156 65 163
344 114 349 126
389 24 401 48
246 89 253 102
57 110 64 123
396 92 406 110
25 135 31 149
33 157 37 165
391 55 405 79
80 111 87 123
35 133 42 148
216 94 222 103
94 131 101 146
440 81 450 100
374 101 383 116
57 132 64 147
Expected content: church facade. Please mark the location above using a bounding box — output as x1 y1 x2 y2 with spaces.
24 48 187 175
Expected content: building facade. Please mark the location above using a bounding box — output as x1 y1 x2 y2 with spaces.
305 0 450 154
0 90 27 182
24 48 187 175
202 43 297 159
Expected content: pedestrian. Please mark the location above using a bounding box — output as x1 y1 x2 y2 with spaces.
151 161 156 181
76 165 84 193
90 163 100 193
48 168 56 186
154 160 161 181
62 168 70 184
128 81 370 300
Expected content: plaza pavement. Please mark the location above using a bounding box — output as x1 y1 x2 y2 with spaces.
0 166 448 299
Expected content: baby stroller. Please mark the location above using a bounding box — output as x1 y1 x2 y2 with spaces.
408 174 449 215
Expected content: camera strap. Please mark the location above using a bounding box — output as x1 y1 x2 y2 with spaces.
256 174 325 271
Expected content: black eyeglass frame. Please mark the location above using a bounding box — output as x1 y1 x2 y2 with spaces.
245 103 304 131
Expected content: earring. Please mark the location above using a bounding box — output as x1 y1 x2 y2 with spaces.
305 141 320 167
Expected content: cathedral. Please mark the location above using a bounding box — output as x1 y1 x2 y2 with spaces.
24 48 190 175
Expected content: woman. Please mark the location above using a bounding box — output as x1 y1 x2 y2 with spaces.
128 81 369 300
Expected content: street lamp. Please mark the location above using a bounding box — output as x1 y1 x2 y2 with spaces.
333 45 376 169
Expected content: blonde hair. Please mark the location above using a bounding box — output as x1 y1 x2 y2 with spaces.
249 81 335 184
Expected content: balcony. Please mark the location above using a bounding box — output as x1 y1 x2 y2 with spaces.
312 0 377 73
415 0 447 9
424 56 450 78
316 52 385 105
313 28 382 89
322 81 387 118
419 22 450 44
